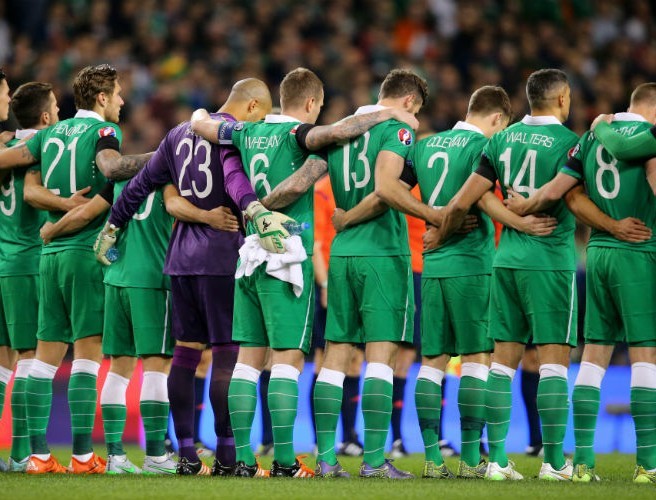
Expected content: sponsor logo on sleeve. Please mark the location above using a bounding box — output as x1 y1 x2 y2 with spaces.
568 143 580 159
98 126 117 138
234 122 244 131
398 128 413 146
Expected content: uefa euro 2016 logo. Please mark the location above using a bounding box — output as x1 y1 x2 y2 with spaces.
398 128 413 146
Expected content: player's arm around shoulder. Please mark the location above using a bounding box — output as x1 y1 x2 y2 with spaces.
261 156 328 210
0 139 37 169
302 108 419 151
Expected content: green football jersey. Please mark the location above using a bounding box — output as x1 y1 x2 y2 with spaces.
25 110 122 254
0 134 45 276
561 113 656 252
327 105 414 257
411 122 494 277
232 115 314 254
482 115 579 271
104 182 173 290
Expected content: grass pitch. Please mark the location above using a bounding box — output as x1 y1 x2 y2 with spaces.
1 448 653 499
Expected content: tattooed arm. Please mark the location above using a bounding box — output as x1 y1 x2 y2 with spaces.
95 150 155 181
302 108 419 151
261 157 328 210
0 143 37 169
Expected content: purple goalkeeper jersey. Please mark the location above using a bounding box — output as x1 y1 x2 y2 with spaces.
109 113 258 276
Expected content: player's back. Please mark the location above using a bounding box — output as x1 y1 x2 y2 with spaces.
232 116 314 254
104 181 173 290
26 113 121 253
159 113 243 276
576 113 656 251
412 126 494 277
485 115 579 271
0 136 45 276
327 107 414 257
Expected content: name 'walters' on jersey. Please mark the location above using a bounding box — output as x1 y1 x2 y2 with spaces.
103 181 173 290
0 136 45 276
410 122 494 278
26 112 121 254
562 113 656 252
231 115 314 255
327 106 415 257
481 115 579 271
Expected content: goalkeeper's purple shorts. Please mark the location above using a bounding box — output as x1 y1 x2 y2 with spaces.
170 275 235 345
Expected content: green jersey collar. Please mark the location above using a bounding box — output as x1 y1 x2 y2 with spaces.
75 109 105 122
521 115 562 126
614 112 648 123
355 104 386 116
15 128 37 140
264 114 301 124
453 121 484 135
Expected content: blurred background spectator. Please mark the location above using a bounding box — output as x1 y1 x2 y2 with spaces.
1 0 655 153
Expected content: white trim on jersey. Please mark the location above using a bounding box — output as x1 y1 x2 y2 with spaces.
75 109 105 122
613 112 648 123
264 114 301 124
520 115 562 126
354 104 386 116
453 121 485 136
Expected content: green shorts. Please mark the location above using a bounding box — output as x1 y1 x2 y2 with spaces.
37 249 104 343
421 275 493 357
489 267 577 346
325 256 414 345
585 247 656 346
232 259 314 353
0 275 39 351
103 284 174 357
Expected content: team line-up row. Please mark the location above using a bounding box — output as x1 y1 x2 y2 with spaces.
0 64 653 482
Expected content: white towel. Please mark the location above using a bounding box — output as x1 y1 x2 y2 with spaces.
235 234 307 297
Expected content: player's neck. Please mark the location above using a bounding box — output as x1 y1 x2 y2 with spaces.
627 106 653 124
89 105 107 121
279 107 308 123
530 107 564 123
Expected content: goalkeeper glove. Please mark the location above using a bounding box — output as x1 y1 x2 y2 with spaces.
94 222 120 265
244 201 297 253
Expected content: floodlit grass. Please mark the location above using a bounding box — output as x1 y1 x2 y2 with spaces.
1 448 653 499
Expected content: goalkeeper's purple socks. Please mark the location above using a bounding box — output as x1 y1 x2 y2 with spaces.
168 346 202 462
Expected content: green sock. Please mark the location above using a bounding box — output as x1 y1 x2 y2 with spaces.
102 403 126 456
10 376 31 461
362 377 392 468
228 378 257 465
26 375 53 454
631 386 656 470
572 385 600 468
268 377 298 467
314 381 343 466
415 377 442 465
69 372 98 455
537 376 568 470
141 400 169 457
486 371 512 468
458 376 486 467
